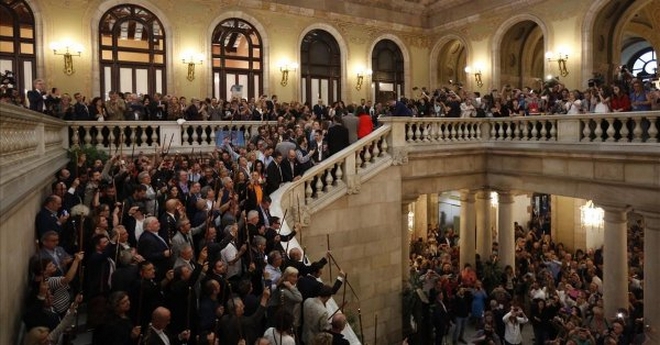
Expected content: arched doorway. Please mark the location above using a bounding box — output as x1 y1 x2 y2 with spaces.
371 39 404 104
300 29 341 105
498 20 544 89
435 39 467 89
618 1 659 85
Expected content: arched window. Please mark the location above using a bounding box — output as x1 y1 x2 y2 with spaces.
99 4 166 98
0 0 36 96
372 39 404 104
628 48 657 81
211 18 262 101
301 29 341 105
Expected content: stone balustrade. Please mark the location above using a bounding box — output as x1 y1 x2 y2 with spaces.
67 120 277 153
384 112 660 144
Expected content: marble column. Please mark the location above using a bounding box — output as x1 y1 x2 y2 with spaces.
639 211 659 338
414 194 428 241
402 203 412 282
476 189 492 260
599 204 629 319
460 190 476 270
497 192 515 272
427 193 439 230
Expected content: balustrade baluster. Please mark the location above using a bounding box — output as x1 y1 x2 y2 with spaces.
71 125 80 146
182 125 190 146
530 121 538 140
605 118 615 142
497 122 505 140
468 123 475 140
380 137 388 155
109 128 116 151
315 172 325 196
363 146 372 165
414 123 422 143
594 119 604 142
549 120 557 141
83 126 92 146
490 122 497 140
95 125 104 148
210 125 216 146
441 123 449 141
450 123 457 141
356 151 363 170
540 121 548 141
648 116 658 142
138 126 146 147
150 126 158 147
305 182 313 202
620 119 630 142
632 118 643 142
372 139 380 158
191 126 199 145
335 164 343 182
505 122 513 140
515 121 522 141
406 124 414 142
475 123 481 140
582 119 591 142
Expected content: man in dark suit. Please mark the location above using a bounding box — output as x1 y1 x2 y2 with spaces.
309 130 329 164
281 149 301 183
137 217 172 281
326 313 351 345
35 195 68 239
149 92 168 121
326 116 350 156
27 78 46 113
73 93 91 120
432 290 451 345
297 261 344 300
265 151 284 195
144 307 190 345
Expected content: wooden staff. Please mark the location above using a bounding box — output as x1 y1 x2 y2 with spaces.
78 215 85 253
114 232 121 264
327 300 348 320
327 234 332 281
296 195 303 247
130 133 137 161
374 313 378 345
341 272 347 311
165 133 174 155
75 266 85 330
73 150 78 179
119 132 124 160
328 252 360 302
118 201 126 226
186 286 192 330
358 308 365 345
136 278 145 327
278 208 288 236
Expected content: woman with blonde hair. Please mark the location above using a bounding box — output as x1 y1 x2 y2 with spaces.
23 294 81 345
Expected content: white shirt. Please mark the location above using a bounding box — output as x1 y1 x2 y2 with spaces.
503 311 528 344
221 242 242 279
152 326 171 345
134 218 145 241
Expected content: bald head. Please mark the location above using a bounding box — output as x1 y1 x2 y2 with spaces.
152 307 171 330
331 313 347 332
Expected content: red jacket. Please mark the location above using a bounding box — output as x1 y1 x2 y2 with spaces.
357 114 373 139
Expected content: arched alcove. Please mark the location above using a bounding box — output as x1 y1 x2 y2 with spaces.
497 20 544 89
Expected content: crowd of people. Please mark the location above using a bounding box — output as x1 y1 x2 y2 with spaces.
408 216 648 345
13 67 658 345
24 102 374 345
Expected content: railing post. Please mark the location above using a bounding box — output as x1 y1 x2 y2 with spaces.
557 116 581 143
381 118 409 165
480 120 492 140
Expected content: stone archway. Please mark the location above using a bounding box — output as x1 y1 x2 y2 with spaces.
429 35 470 90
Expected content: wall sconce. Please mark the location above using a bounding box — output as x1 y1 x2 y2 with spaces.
182 53 204 82
50 42 82 76
355 68 372 91
278 61 298 87
546 51 569 77
464 66 483 88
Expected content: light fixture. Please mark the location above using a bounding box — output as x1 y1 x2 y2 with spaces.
182 53 204 82
464 66 483 88
50 42 82 76
355 68 372 91
278 61 298 87
546 51 569 77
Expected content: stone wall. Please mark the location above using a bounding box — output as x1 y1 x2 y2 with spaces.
303 165 404 344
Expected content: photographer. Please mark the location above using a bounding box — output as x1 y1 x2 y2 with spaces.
502 306 528 345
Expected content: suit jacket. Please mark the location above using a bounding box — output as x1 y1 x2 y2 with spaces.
297 275 343 300
326 124 350 156
27 89 45 112
265 161 283 195
137 231 171 279
35 207 62 238
74 102 91 120
281 158 300 183
342 114 359 144
158 212 178 245
309 140 329 163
